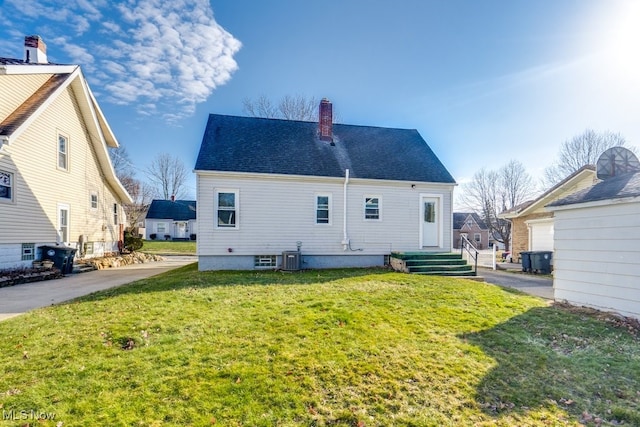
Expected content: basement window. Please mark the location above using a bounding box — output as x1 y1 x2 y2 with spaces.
22 243 35 261
254 255 277 268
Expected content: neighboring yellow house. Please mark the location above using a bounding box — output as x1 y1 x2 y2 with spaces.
499 165 597 262
0 36 132 269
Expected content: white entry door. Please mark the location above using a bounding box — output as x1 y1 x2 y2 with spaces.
421 196 440 247
176 222 187 238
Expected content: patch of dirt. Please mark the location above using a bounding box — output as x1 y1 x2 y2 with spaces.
553 301 640 338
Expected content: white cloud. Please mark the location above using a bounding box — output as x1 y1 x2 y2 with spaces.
2 0 241 123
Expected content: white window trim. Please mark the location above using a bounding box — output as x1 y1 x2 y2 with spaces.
0 169 14 203
57 203 70 244
215 188 239 229
57 131 69 171
315 193 332 225
364 195 381 221
156 222 167 233
90 191 98 210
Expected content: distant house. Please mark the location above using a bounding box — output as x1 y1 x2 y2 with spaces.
453 212 489 249
194 99 456 270
0 36 132 269
499 166 597 261
547 170 640 320
145 198 197 241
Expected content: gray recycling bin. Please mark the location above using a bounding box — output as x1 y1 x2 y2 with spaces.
41 245 77 275
530 251 552 274
520 251 532 272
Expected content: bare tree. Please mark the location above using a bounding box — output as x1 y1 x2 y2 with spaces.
543 129 630 187
109 146 154 232
242 94 320 121
459 160 535 251
145 153 189 200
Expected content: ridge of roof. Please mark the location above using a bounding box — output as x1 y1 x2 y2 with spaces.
195 113 456 184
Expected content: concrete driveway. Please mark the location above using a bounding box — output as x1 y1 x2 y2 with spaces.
478 263 554 299
0 255 197 322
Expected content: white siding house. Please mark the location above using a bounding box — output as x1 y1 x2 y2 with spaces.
0 36 132 269
194 100 456 270
145 199 197 241
547 171 640 320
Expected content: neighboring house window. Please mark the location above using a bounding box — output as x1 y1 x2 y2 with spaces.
316 194 331 224
216 190 238 228
0 170 12 201
254 255 277 268
58 133 69 170
22 243 35 261
466 220 473 228
58 204 69 243
90 192 98 209
364 196 380 220
113 204 118 225
474 233 481 242
156 223 167 233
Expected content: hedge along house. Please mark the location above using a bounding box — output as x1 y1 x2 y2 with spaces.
547 148 640 320
0 36 132 269
194 99 456 270
145 198 197 241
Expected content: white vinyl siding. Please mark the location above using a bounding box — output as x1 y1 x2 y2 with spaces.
196 173 454 258
552 201 640 320
0 74 52 123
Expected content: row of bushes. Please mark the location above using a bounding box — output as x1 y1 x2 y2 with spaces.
148 233 196 241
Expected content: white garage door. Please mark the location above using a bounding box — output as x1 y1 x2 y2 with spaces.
529 220 554 251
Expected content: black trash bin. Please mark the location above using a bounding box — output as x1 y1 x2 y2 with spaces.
40 245 77 275
520 251 532 272
530 251 553 274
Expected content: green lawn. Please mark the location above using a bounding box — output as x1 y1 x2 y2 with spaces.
0 266 638 426
140 239 196 255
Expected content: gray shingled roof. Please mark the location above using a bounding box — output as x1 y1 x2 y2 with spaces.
547 171 640 207
146 199 196 220
194 114 456 183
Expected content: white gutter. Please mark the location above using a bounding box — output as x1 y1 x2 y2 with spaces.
342 169 350 250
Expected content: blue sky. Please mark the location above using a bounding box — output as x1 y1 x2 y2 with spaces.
1 0 638 204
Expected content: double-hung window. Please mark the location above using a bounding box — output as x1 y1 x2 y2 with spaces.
90 192 98 210
316 194 331 224
364 196 380 220
58 133 69 170
0 170 12 202
113 204 118 225
216 190 238 228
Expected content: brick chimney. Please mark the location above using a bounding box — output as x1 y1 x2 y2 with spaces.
24 35 47 64
319 98 333 142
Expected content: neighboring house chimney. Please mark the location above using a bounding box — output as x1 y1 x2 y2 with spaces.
319 98 333 142
24 35 48 64
171 195 175 202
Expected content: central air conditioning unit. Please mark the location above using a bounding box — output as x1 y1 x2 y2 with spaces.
282 251 301 271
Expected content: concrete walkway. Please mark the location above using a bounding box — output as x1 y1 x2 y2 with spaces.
0 255 197 322
479 262 554 300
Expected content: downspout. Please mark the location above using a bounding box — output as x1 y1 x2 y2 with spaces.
341 169 350 251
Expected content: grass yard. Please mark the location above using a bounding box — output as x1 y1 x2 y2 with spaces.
0 266 639 426
140 239 196 255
